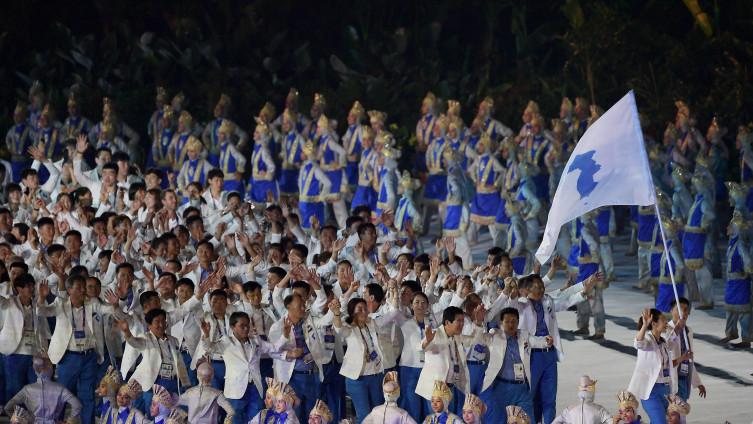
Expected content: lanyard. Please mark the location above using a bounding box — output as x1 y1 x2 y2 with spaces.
358 325 377 361
214 315 226 337
158 336 173 365
71 303 86 331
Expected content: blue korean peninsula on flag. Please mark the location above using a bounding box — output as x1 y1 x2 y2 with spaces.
535 90 656 264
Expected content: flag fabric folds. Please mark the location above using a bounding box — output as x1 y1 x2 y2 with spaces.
535 90 656 264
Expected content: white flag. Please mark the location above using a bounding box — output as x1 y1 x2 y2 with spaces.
535 90 655 264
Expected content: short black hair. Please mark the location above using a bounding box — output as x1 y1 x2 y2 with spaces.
400 280 422 294
291 280 311 296
10 261 29 273
207 169 225 181
267 266 287 280
176 278 194 291
20 168 38 180
670 297 691 312
442 306 465 326
229 311 249 327
357 222 376 238
500 307 519 321
139 290 160 308
345 215 363 229
145 308 167 325
116 262 134 274
290 243 309 260
112 152 130 163
365 283 385 303
243 281 262 293
13 273 35 289
352 205 371 216
145 168 163 179
64 230 82 241
37 217 54 228
284 293 303 309
102 162 118 173
210 289 228 299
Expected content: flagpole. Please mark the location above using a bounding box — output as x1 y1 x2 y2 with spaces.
628 90 691 349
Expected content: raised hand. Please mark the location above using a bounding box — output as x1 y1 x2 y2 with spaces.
200 320 211 338
472 304 486 324
38 281 50 300
76 134 88 154
424 325 435 345
103 289 120 306
640 308 652 329
115 319 130 334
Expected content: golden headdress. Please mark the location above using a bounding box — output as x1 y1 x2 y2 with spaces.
317 114 330 131
730 210 747 231
216 93 232 109
666 394 690 416
575 97 590 111
431 380 452 406
313 92 327 109
268 380 299 407
40 104 53 120
302 140 316 157
477 133 492 150
400 170 418 192
29 80 43 98
14 101 28 116
178 110 193 129
659 215 677 236
349 100 365 119
152 384 178 408
282 108 298 125
675 100 690 119
309 400 333 423
255 118 271 136
448 115 464 133
616 390 639 410
382 371 400 402
655 188 670 212
287 88 300 102
423 91 437 109
185 135 203 152
578 375 597 393
100 118 116 140
98 365 123 398
376 132 394 147
551 118 567 135
462 393 487 417
382 145 399 160
447 99 461 117
218 119 235 136
671 165 689 182
726 181 746 199
171 92 185 109
10 406 34 424
480 96 494 111
165 408 188 424
259 101 277 122
119 380 143 400
530 113 544 129
362 125 375 140
102 97 113 116
561 97 573 114
505 405 530 424
368 110 387 125
525 100 540 115
156 86 168 103
162 104 175 120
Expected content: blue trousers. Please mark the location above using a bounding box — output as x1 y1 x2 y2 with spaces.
182 350 198 387
345 373 385 424
57 351 98 424
320 361 345 423
481 380 533 424
640 383 669 424
530 349 558 424
211 360 226 390
229 384 263 424
4 353 35 403
467 361 488 395
289 371 321 420
423 384 464 417
398 366 428 423
139 377 179 419
678 374 691 400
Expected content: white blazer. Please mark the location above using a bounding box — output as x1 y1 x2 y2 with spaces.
37 297 116 364
124 332 191 393
200 333 287 399
666 321 703 389
397 314 438 368
627 332 678 400
0 297 42 355
336 319 389 380
415 325 483 401
269 314 327 383
517 284 585 361
481 329 545 392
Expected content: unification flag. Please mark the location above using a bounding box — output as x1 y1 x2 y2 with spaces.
535 90 656 264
